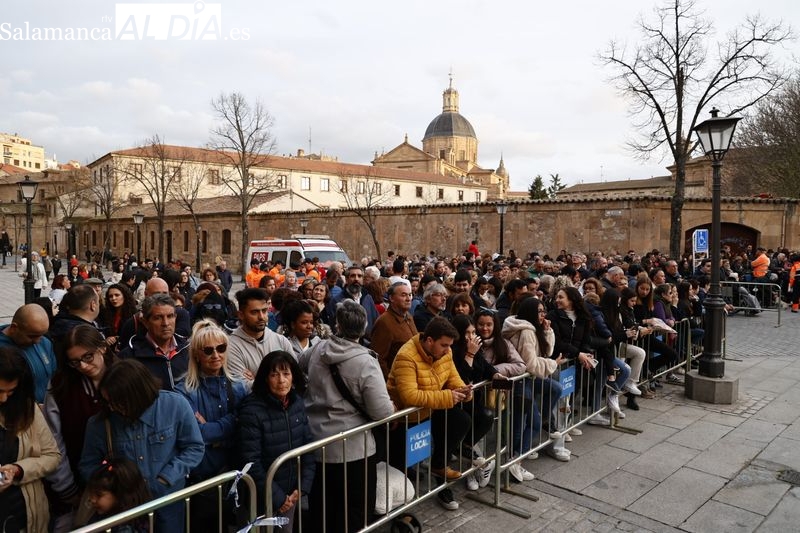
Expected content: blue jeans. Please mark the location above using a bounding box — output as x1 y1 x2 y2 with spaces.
511 378 542 457
606 358 631 392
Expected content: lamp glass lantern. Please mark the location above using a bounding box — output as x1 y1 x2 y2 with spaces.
495 201 508 216
693 107 741 161
132 211 144 225
19 176 39 200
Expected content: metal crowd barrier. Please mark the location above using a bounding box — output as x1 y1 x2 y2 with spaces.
71 469 257 533
626 317 695 388
721 280 782 327
82 357 650 532
260 357 621 530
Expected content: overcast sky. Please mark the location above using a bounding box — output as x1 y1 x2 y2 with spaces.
2 0 797 191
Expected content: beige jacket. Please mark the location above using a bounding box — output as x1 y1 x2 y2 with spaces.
1 406 62 533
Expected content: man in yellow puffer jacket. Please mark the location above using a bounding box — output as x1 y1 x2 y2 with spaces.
386 317 473 510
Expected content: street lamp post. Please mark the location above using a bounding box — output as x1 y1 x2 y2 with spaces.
65 222 73 260
133 211 144 263
692 107 741 379
196 224 202 272
495 201 508 257
19 176 39 304
299 218 309 235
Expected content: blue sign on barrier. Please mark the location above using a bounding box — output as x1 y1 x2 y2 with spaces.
559 366 575 399
406 419 432 468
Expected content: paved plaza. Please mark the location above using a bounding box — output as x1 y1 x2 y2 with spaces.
381 309 800 532
2 261 799 532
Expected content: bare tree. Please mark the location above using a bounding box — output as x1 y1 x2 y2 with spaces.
51 167 92 223
727 74 800 197
336 168 393 260
209 92 278 277
599 0 791 257
114 135 186 260
170 162 208 269
89 163 127 255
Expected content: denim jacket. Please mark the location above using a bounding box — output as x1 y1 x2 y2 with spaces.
176 375 248 480
79 391 204 498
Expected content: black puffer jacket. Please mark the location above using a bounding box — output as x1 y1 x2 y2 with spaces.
237 390 315 514
546 308 592 359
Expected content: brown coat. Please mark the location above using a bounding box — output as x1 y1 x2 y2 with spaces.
371 307 418 379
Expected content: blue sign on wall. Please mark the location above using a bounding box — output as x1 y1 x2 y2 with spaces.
406 419 432 468
559 366 575 399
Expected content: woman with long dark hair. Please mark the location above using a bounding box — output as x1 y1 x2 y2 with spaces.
0 346 61 533
633 278 680 390
450 314 498 491
44 325 116 531
546 286 603 424
504 297 570 461
99 283 137 354
600 289 646 409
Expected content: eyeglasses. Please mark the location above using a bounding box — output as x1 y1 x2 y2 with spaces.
201 343 227 356
68 351 96 368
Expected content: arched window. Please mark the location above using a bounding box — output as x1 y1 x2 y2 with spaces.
91 231 97 246
183 231 189 252
222 229 232 254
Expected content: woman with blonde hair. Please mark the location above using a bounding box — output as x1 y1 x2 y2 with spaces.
176 319 247 527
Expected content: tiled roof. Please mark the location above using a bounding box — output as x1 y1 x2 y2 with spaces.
560 176 673 193
96 145 485 188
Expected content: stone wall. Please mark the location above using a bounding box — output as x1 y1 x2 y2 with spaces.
83 196 800 273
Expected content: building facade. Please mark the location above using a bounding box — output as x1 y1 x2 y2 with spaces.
1 133 45 171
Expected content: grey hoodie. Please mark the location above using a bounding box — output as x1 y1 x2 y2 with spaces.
299 336 394 463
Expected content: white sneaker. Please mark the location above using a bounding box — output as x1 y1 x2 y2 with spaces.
564 433 573 442
587 413 611 426
546 444 571 462
478 460 495 488
622 381 642 396
569 428 583 436
465 471 479 491
617 410 626 419
508 463 535 482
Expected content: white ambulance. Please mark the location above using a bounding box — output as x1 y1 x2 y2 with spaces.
246 235 353 268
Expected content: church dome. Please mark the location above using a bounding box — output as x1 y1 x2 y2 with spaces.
423 112 476 140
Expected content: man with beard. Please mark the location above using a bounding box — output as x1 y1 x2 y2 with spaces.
371 281 418 379
413 282 450 331
327 265 379 340
227 287 293 390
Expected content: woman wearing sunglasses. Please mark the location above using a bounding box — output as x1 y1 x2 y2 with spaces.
175 320 247 528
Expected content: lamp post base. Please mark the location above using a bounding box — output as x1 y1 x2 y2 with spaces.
684 371 739 404
23 278 35 305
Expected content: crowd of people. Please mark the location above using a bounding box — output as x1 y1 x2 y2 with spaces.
4 239 791 532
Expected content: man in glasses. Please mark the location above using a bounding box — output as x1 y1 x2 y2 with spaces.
119 294 190 391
